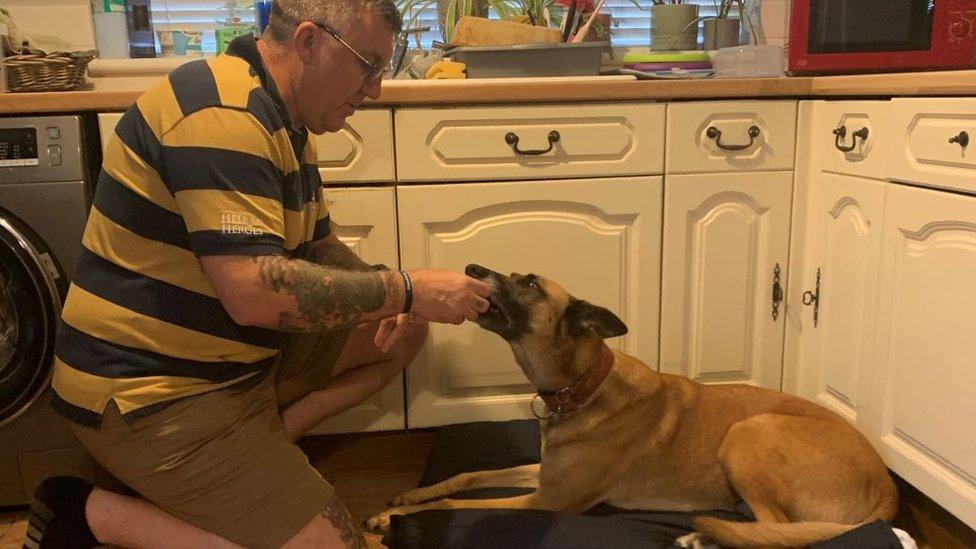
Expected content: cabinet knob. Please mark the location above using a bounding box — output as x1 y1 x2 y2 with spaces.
949 131 969 148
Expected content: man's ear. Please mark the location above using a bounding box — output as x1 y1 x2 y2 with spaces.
293 21 319 65
563 300 628 339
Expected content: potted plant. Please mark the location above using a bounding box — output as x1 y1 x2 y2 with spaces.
394 0 485 44
631 0 699 51
702 0 741 49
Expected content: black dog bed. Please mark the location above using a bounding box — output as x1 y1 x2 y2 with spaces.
382 420 904 549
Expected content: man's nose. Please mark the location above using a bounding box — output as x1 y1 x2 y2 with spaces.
362 77 382 100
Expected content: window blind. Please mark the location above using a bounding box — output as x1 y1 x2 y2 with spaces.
148 0 723 54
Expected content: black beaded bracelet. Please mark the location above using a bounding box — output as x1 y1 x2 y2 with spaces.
399 270 413 314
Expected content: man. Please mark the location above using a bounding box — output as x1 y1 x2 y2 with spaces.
24 1 489 547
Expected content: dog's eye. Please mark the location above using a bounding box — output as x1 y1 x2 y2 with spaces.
526 280 539 290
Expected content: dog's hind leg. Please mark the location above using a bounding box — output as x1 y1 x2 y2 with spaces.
390 463 540 506
688 413 893 548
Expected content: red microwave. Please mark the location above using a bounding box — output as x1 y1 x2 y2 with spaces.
788 0 976 74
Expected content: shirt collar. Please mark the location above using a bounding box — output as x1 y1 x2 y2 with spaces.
226 34 308 155
226 34 298 134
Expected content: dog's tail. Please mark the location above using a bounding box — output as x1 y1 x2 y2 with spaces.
691 517 864 548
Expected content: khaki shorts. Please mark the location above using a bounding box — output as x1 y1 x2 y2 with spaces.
71 329 350 549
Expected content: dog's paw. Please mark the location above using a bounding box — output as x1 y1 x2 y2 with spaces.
389 489 422 507
364 508 399 534
674 532 720 549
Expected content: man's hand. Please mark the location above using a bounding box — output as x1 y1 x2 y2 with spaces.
370 313 412 354
408 269 490 325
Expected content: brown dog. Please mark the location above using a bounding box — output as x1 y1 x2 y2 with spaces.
366 265 898 547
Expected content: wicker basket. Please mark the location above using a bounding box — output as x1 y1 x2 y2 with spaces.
4 50 98 92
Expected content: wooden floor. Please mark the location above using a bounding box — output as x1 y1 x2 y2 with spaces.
2 429 975 549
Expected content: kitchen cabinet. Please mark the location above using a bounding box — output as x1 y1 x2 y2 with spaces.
788 101 890 423
660 172 793 389
864 183 976 529
888 98 976 196
397 177 662 428
394 103 666 182
790 172 886 422
660 100 797 390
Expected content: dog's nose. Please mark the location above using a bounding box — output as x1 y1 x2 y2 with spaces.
465 264 488 278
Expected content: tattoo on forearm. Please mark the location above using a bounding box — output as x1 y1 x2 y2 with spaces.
310 234 371 271
253 256 391 332
322 494 366 549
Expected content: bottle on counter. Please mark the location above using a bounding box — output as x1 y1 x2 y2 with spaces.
0 23 7 93
215 1 255 54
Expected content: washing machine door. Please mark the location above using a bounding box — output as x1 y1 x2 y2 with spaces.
0 208 65 426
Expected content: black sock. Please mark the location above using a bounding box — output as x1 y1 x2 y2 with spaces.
22 476 99 549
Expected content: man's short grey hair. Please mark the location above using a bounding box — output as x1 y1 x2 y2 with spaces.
266 0 402 43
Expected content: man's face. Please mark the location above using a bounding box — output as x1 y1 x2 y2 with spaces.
295 10 393 134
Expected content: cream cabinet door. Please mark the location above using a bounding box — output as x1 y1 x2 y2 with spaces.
889 98 976 195
660 171 793 389
866 184 976 529
97 112 124 154
398 177 663 428
307 186 405 434
792 173 886 423
395 103 666 182
314 109 395 184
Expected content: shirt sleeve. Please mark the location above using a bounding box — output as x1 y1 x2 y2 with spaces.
160 106 292 256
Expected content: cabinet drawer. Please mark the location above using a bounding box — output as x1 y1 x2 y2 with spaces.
890 98 976 195
666 101 797 173
314 109 395 184
394 103 665 182
816 101 891 180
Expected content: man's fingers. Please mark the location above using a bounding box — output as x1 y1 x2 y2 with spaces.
373 318 394 348
381 315 409 354
470 278 490 297
474 296 490 313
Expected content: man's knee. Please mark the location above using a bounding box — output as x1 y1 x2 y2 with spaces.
282 514 353 548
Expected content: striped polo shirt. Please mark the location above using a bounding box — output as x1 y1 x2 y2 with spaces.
52 35 330 426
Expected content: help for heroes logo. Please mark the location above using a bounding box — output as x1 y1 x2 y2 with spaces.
219 211 265 235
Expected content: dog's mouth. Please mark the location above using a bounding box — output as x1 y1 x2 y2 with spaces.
480 295 510 326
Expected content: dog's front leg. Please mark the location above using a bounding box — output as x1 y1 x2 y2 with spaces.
390 463 540 506
366 491 561 534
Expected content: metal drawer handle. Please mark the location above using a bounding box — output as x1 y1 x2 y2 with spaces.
949 131 969 148
832 125 869 152
771 263 783 322
505 130 560 156
802 267 821 328
706 125 761 151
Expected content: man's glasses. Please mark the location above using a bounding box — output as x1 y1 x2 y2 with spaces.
313 21 388 83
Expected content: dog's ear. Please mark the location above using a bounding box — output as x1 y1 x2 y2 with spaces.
564 300 628 339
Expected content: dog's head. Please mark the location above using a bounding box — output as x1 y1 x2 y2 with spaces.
465 263 627 345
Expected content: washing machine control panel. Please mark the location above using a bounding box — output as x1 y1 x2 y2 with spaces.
0 127 40 168
0 116 84 185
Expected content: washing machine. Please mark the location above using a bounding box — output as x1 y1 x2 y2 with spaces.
0 115 96 505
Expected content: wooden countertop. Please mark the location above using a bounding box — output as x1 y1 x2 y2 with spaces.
1 70 973 114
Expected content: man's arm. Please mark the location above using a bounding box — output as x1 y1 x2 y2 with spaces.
307 232 374 271
200 255 404 332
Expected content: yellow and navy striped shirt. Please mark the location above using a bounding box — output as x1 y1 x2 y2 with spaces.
52 36 330 426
